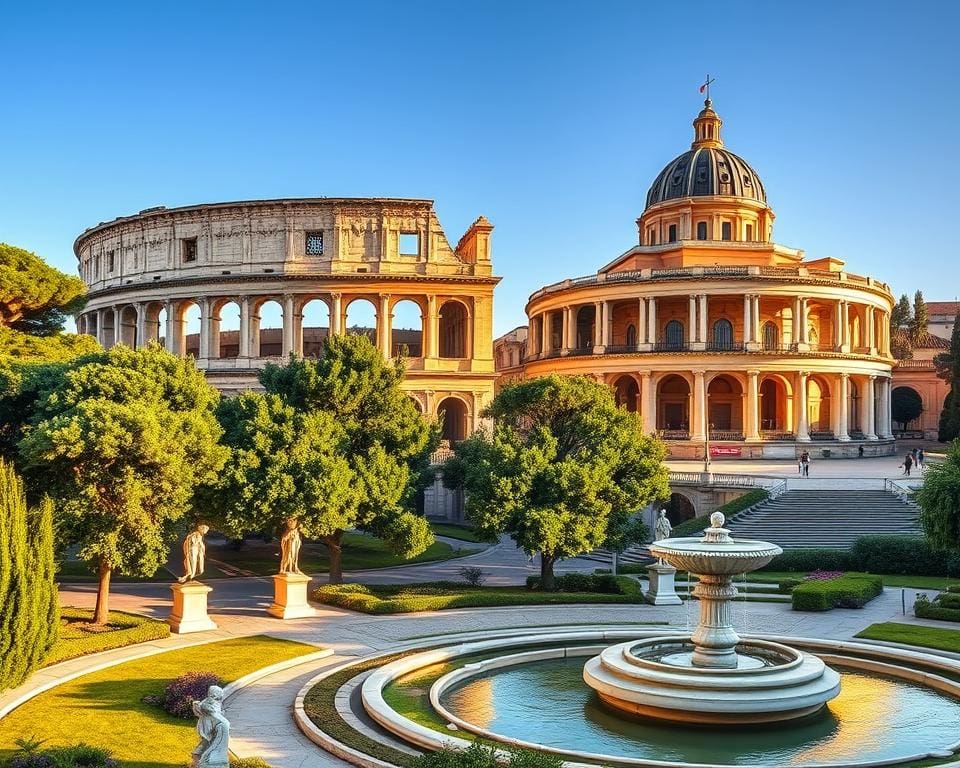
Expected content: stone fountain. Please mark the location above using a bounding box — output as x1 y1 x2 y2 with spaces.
583 511 841 724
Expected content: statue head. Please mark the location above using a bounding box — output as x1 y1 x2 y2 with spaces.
659 509 667 519
710 512 726 529
197 524 210 535
207 685 224 700
285 518 299 532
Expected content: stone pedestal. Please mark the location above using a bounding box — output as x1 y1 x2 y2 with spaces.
644 563 682 606
168 582 218 634
267 573 317 619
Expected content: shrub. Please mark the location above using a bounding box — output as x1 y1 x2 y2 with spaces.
0 461 58 692
158 671 224 719
777 577 805 594
230 759 275 768
914 592 960 623
457 566 487 588
411 744 563 768
792 574 883 611
670 489 768 538
849 535 960 577
9 742 119 768
761 548 852 573
525 573 638 595
948 585 960 594
937 592 960 610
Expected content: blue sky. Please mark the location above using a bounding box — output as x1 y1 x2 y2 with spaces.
2 1 958 335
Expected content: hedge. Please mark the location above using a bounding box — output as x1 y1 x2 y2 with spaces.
915 592 960 623
791 574 883 611
670 489 769 537
524 572 640 596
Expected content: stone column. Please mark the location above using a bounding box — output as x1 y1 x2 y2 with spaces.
135 303 147 349
112 306 122 349
746 370 760 441
864 375 877 440
640 371 655 434
647 297 657 345
95 309 105 346
331 293 344 336
796 371 810 441
800 297 809 346
834 301 844 350
698 294 708 348
164 301 177 354
562 306 573 353
842 301 850 351
692 370 707 442
751 295 761 346
465 306 475 361
602 301 612 347
250 303 261 358
688 295 698 343
209 302 222 360
838 373 850 441
743 295 752 345
867 306 877 354
792 296 802 349
199 299 212 360
378 294 392 358
593 301 603 349
880 377 893 438
282 294 296 357
238 297 251 359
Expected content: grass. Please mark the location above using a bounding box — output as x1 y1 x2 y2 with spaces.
312 579 646 615
0 636 318 768
855 622 960 654
428 521 488 544
45 607 170 667
745 571 960 590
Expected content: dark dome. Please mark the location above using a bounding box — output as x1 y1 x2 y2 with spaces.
645 147 767 209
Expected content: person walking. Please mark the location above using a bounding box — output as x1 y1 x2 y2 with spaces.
858 445 864 458
800 450 810 477
917 449 925 471
903 452 913 477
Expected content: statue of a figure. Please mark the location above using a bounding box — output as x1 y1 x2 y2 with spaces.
655 510 672 541
179 524 210 583
279 518 304 575
191 685 230 768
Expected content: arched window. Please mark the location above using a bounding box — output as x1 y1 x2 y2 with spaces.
665 320 684 350
696 221 708 240
439 301 468 358
625 324 637 346
762 321 779 351
712 318 733 350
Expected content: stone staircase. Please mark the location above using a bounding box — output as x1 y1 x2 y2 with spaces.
725 489 920 549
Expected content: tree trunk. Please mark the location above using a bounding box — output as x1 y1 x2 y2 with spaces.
93 560 112 626
540 552 556 591
325 531 344 585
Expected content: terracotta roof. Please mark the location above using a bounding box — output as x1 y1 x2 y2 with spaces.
892 329 951 349
927 301 960 315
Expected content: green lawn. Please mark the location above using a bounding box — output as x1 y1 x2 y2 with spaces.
0 636 318 768
45 608 170 667
855 622 960 653
748 571 960 590
428 522 488 544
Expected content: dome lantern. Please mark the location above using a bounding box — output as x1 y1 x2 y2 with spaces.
692 99 723 149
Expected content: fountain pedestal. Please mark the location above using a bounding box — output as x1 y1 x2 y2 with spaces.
644 563 682 606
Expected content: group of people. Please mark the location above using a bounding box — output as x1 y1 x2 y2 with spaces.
902 448 925 476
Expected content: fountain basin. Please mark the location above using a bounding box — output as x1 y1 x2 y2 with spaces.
648 536 783 575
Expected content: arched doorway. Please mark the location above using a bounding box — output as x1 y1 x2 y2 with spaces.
437 396 469 443
657 375 690 433
439 301 468 358
613 376 639 413
707 375 743 435
760 376 790 433
666 493 696 526
576 305 596 351
807 376 832 434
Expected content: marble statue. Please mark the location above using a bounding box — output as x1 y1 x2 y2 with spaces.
655 509 672 541
279 518 304 575
179 524 210 583
191 685 230 768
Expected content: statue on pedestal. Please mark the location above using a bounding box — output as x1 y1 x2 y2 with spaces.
655 509 672 542
191 684 230 768
279 518 304 575
179 524 210 583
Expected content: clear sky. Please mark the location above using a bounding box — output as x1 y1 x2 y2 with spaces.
2 1 958 335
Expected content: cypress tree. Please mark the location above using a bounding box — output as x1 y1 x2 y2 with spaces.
912 290 929 341
0 459 58 691
891 294 912 330
939 318 960 442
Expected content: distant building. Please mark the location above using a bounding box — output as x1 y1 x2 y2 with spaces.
493 326 527 392
926 301 960 342
891 330 950 440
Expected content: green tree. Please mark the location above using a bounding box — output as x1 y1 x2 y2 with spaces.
912 290 929 341
259 335 438 582
916 441 960 552
443 375 669 590
206 392 358 566
17 344 227 624
0 459 58 691
934 313 960 385
891 293 912 331
891 386 923 432
938 316 960 441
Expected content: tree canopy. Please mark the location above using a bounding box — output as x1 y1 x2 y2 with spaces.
891 294 912 331
912 290 929 342
891 386 923 431
937 316 960 441
259 335 438 581
916 441 960 552
17 344 227 623
443 375 669 589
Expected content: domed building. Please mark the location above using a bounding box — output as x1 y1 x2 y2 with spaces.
521 100 896 458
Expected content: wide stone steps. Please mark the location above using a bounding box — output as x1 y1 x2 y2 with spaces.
725 490 920 549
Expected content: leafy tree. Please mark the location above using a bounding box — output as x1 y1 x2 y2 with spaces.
938 316 960 441
205 392 358 567
890 331 913 361
912 290 929 341
890 294 912 331
259 335 438 582
17 345 227 624
0 460 57 691
443 375 669 590
916 441 960 552
891 387 923 431
934 313 960 385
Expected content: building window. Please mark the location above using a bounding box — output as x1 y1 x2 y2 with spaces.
399 232 419 256
721 222 732 241
626 324 637 346
762 321 779 351
305 231 324 256
668 224 677 242
181 237 198 263
107 251 115 273
712 318 734 350
745 223 754 241
648 228 656 246
696 221 708 240
665 319 684 350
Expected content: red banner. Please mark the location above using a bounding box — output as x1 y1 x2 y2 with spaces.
710 446 742 457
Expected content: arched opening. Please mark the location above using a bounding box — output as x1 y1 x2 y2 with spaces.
301 298 331 358
891 386 924 433
215 301 241 358
759 377 790 433
613 376 639 413
437 396 469 444
255 299 284 357
345 298 377 344
118 305 138 348
143 302 163 347
707 375 743 435
666 493 696 526
808 325 820 348
180 301 201 357
808 376 832 434
762 321 779 351
156 306 168 349
576 305 596 350
711 318 734 351
101 310 116 348
391 299 423 357
657 375 690 434
548 310 564 351
665 319 685 350
439 300 468 358
625 324 637 347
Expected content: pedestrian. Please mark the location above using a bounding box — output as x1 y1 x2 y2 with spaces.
918 449 925 470
903 453 913 477
858 445 864 458
800 450 810 477
912 447 919 465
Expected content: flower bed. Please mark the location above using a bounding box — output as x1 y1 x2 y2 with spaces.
791 573 883 611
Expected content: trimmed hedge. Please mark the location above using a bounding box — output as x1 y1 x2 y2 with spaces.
792 574 883 611
670 489 769 538
45 608 170 666
915 592 960 623
761 548 852 573
524 572 639 595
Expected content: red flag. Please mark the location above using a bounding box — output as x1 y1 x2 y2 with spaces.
699 83 707 93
